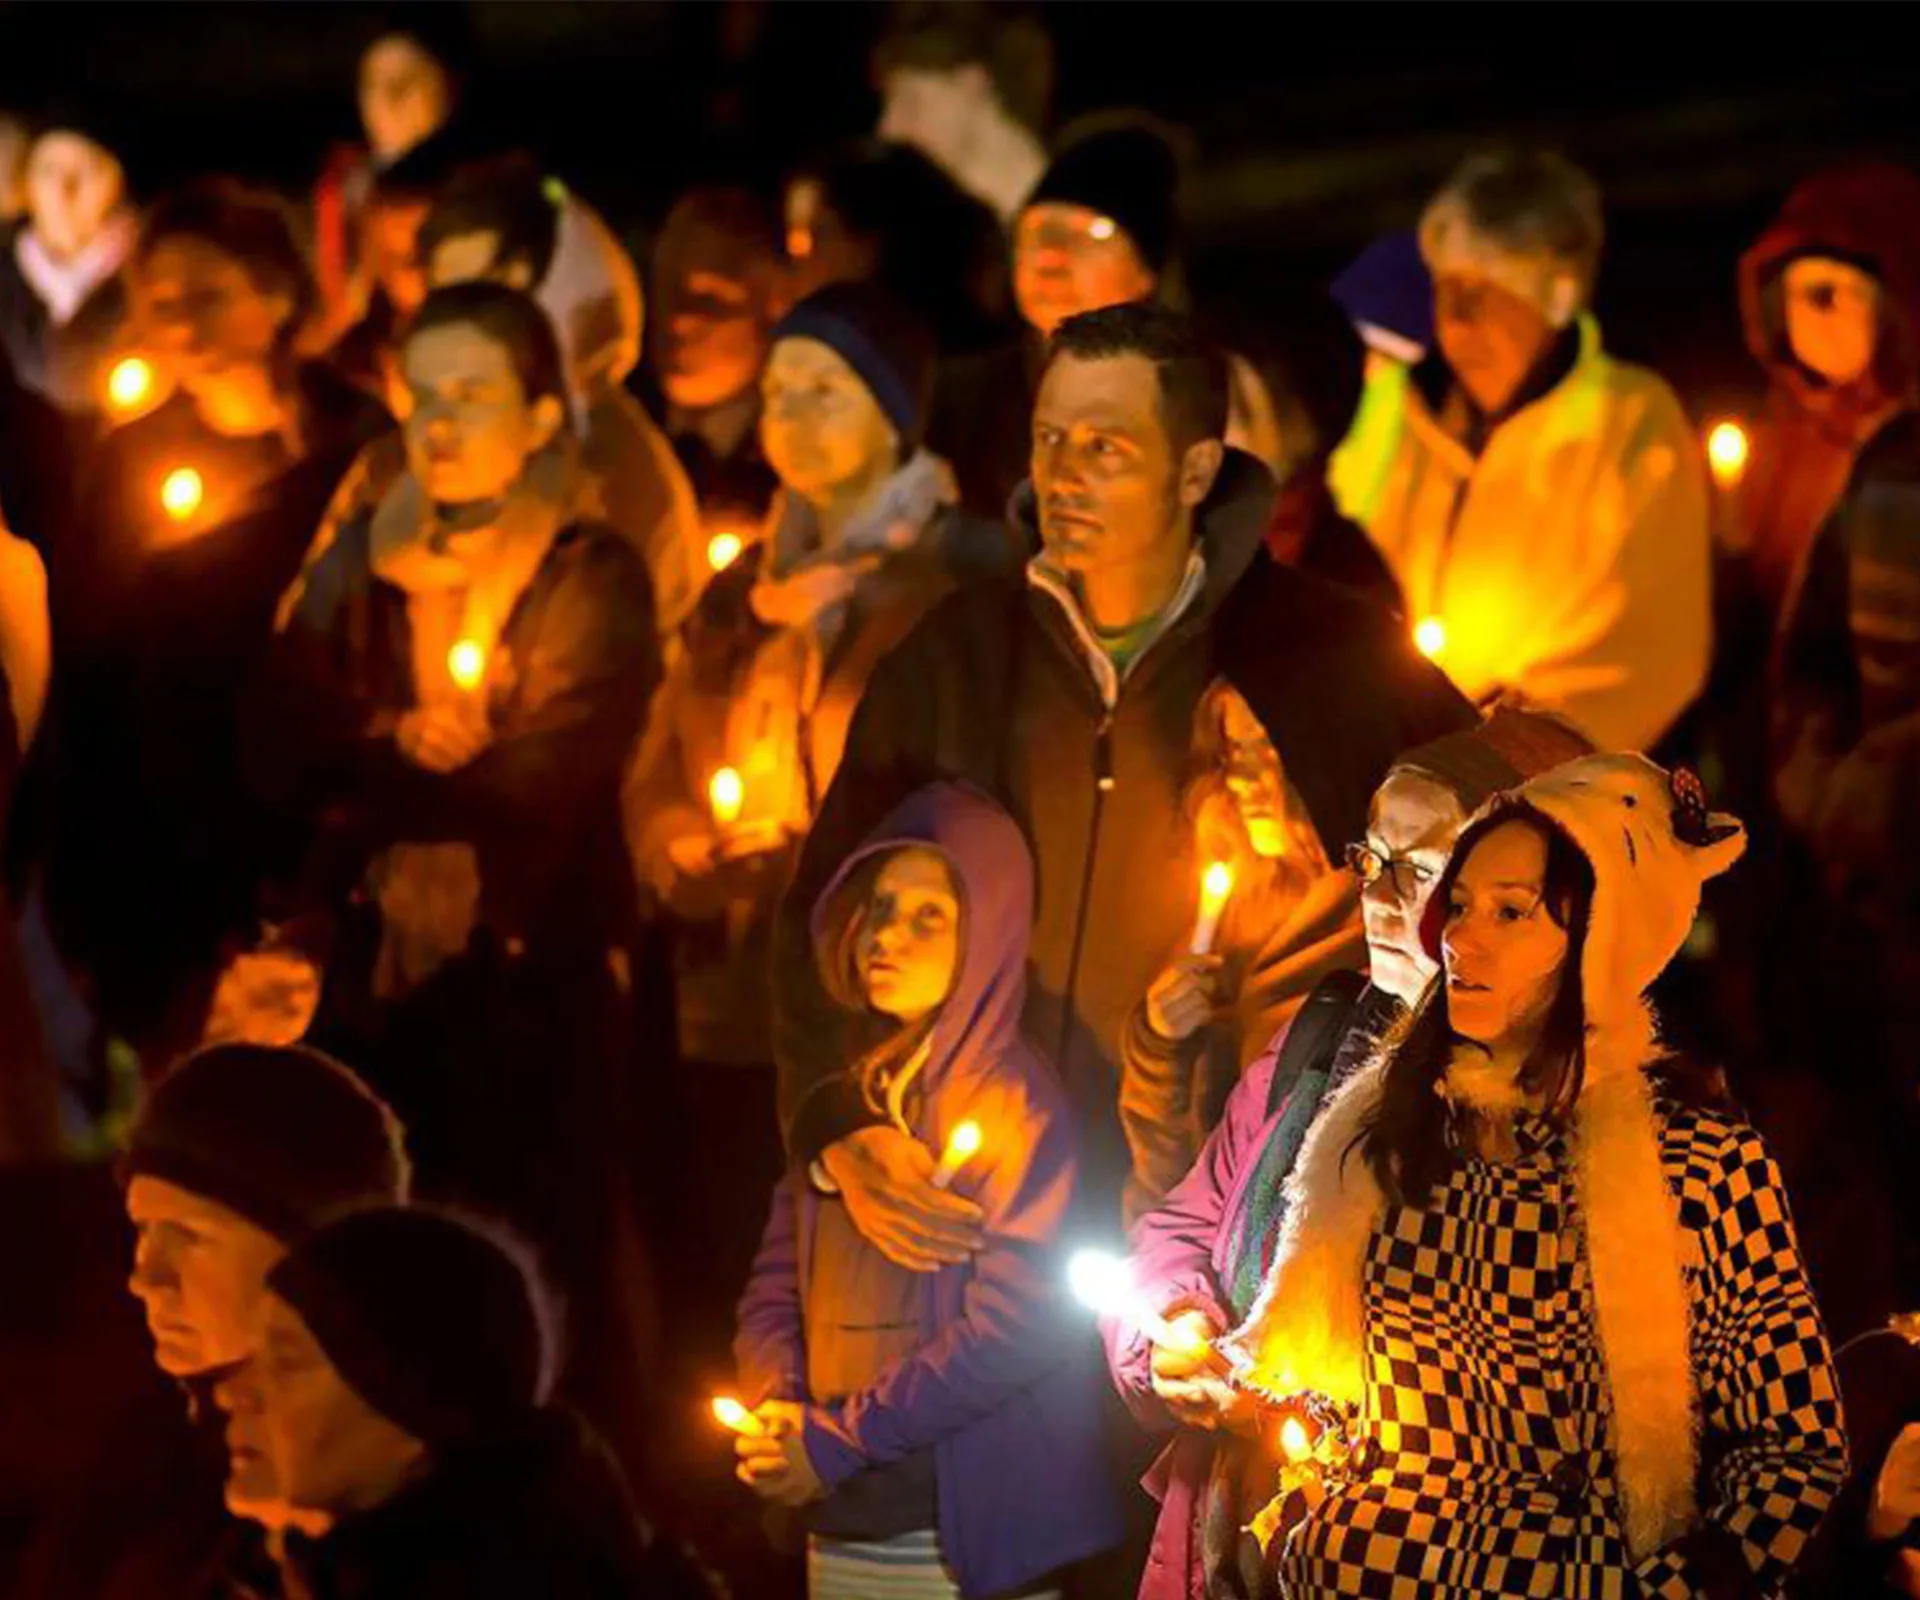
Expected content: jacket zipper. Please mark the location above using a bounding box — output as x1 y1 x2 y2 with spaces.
1058 709 1115 1067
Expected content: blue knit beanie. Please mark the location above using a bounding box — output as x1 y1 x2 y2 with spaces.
770 281 935 452
1330 230 1434 361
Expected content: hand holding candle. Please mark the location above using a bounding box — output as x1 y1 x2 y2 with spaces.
711 1394 765 1437
448 639 487 693
930 1120 982 1190
1190 861 1235 956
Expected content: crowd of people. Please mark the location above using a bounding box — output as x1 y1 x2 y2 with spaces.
1 5 1918 1598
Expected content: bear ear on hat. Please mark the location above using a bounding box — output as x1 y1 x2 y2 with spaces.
1668 766 1746 879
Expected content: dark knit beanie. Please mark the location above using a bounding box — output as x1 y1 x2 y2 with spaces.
1390 704 1595 818
1027 121 1181 275
771 281 936 452
122 1044 409 1244
1330 230 1435 361
268 1208 556 1449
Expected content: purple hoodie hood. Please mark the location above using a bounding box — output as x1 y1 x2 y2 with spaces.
811 781 1032 1107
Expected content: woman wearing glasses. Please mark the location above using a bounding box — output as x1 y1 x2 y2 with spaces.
1106 706 1588 1600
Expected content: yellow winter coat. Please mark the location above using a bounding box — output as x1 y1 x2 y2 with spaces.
1350 318 1710 751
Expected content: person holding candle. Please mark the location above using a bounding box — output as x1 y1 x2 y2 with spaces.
625 282 1011 1395
34 181 391 1076
252 279 659 1484
1106 706 1590 1600
732 781 1122 1599
1218 754 1844 1598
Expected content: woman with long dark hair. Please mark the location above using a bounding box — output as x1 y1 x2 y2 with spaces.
1225 754 1846 1598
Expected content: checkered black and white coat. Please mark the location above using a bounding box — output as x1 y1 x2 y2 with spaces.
1225 1012 1846 1600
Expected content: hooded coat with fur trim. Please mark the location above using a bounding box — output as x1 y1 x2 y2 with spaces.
1223 759 1845 1599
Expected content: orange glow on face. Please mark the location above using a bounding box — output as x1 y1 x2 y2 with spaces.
709 767 745 827
1707 421 1749 489
447 640 486 691
160 467 204 522
108 356 155 413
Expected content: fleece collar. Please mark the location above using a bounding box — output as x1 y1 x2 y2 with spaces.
1222 1002 1700 1560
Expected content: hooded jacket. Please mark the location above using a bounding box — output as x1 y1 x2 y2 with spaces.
626 452 1012 1067
280 1408 708 1600
1354 316 1711 751
1736 163 1920 613
772 449 1472 1206
735 783 1123 1598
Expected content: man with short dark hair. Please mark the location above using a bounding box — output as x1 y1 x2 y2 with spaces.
771 302 1472 1260
1352 148 1710 751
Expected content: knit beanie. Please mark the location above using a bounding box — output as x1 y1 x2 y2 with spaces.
268 1208 556 1450
122 1044 410 1244
1421 754 1746 1027
771 281 936 452
1330 230 1434 363
1026 120 1181 275
1389 704 1593 819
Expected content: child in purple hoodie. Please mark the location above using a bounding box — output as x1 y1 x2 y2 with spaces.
732 782 1123 1599
1108 708 1589 1600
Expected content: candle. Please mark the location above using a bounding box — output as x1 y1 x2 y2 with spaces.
930 1120 982 1190
1067 1249 1207 1354
707 530 745 572
709 767 745 829
1413 616 1447 661
447 639 487 692
711 1395 765 1437
107 356 155 414
160 467 204 522
1279 1416 1311 1463
1190 861 1235 956
1706 420 1749 490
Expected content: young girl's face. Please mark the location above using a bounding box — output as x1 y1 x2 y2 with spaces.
857 847 961 1024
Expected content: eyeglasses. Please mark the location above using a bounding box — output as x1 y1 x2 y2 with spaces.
1345 841 1438 900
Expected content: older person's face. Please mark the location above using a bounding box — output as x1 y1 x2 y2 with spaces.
1432 263 1558 417
125 1177 286 1378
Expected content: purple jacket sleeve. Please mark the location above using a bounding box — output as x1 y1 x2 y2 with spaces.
1107 1024 1289 1427
733 1177 808 1406
800 1070 1088 1488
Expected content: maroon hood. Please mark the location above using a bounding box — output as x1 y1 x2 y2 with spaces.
1740 161 1920 410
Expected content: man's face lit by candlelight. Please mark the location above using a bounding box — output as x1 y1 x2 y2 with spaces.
1432 260 1559 417
401 321 564 504
858 847 961 1024
125 1177 286 1378
137 236 294 394
1356 770 1467 1007
1014 202 1156 340
359 34 452 165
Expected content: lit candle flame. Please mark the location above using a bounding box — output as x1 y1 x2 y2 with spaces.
108 356 155 413
1706 420 1749 489
709 767 745 828
1279 1416 1311 1462
707 531 744 572
160 467 204 522
447 640 487 691
1414 616 1447 660
1191 861 1236 955
710 1395 764 1437
930 1120 982 1189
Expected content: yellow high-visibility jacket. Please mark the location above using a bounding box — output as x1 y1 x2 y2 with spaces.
1346 317 1710 751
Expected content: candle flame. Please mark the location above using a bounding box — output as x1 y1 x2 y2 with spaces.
1706 420 1749 488
710 1395 761 1436
447 640 487 691
709 766 745 827
944 1120 982 1164
1279 1416 1311 1462
108 356 155 413
707 531 745 572
160 467 204 522
1067 1249 1132 1317
1201 861 1234 909
1413 616 1446 660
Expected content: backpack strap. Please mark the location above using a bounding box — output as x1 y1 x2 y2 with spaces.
1264 967 1369 1120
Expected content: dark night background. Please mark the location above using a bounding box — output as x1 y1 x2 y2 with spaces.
7 1 1920 433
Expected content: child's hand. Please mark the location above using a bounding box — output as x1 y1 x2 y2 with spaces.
1146 954 1224 1042
822 1126 985 1273
735 1401 825 1506
396 703 491 773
